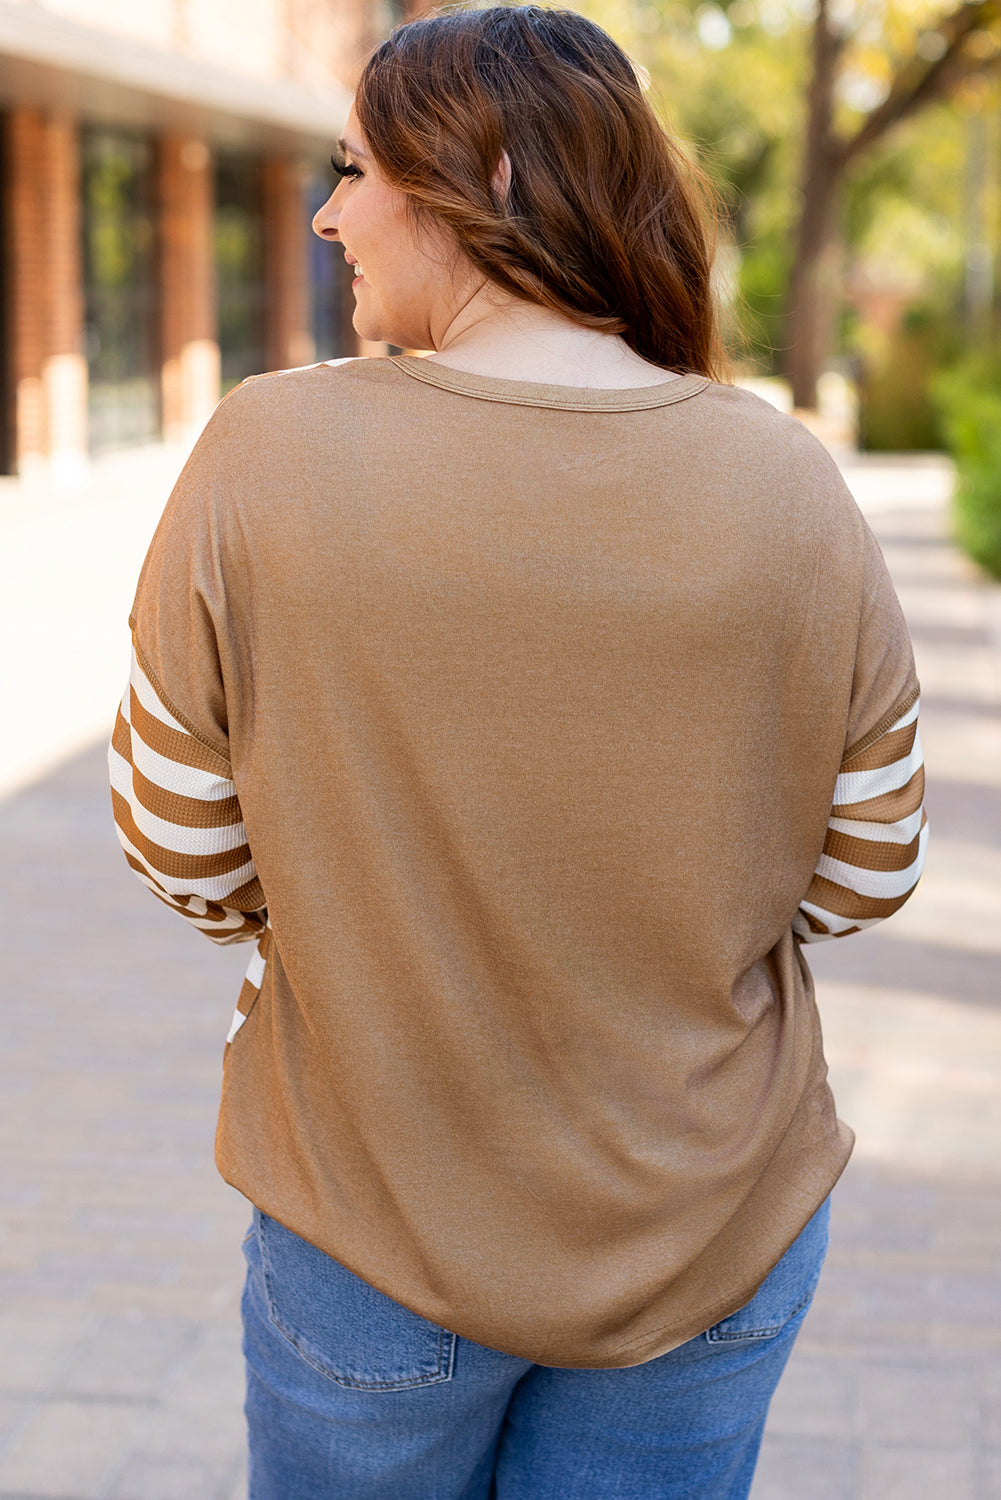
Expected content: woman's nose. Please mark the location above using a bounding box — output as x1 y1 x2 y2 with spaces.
312 190 340 241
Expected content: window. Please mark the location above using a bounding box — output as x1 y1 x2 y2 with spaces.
307 169 357 361
215 153 267 392
82 130 159 452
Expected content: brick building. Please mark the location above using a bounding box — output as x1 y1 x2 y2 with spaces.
0 0 395 479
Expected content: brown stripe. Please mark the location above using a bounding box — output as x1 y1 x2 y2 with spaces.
842 719 916 774
199 899 263 926
112 707 234 832
804 873 918 922
228 876 268 910
834 766 924 821
111 787 253 882
194 899 266 932
129 688 231 776
129 761 242 830
226 985 262 1045
822 823 924 873
132 633 230 760
112 707 133 763
192 901 234 924
119 851 264 943
802 914 861 938
236 977 260 1012
129 872 188 917
208 917 264 941
236 930 272 1013
123 848 158 883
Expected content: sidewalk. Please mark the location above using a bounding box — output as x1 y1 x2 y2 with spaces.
1 452 998 1499
752 457 1001 1499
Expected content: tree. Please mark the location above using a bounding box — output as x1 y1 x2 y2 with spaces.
579 0 1000 404
788 0 1001 408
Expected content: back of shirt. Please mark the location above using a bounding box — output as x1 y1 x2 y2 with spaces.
121 357 919 1367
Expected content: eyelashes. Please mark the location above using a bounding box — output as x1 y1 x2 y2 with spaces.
330 153 363 182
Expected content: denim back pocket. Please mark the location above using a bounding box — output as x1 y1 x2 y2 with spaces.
256 1211 456 1390
705 1197 830 1343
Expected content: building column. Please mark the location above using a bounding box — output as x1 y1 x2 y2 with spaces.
5 108 87 481
6 110 46 476
158 135 219 444
44 115 87 481
263 156 315 372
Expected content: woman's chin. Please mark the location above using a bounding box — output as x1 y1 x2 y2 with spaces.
352 313 407 350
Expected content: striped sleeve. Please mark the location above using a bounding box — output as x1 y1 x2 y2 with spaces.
793 694 928 942
108 644 267 945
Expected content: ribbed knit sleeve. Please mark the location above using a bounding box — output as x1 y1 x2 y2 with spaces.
794 690 927 941
108 643 267 946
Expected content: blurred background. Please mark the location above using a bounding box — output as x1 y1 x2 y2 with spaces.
0 1 999 1497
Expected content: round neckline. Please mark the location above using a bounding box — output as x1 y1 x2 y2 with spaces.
388 355 711 412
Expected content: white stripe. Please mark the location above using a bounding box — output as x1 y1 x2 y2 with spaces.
177 897 256 930
129 648 192 733
815 820 928 900
226 1008 248 1043
834 730 923 807
112 820 261 943
828 807 925 844
113 826 257 902
109 753 247 855
793 905 883 942
244 947 267 989
120 674 233 797
109 762 249 858
136 882 246 934
115 725 237 802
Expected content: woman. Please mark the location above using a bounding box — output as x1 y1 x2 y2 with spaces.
110 7 926 1496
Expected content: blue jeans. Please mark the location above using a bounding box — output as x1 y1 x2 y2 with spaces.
241 1197 829 1499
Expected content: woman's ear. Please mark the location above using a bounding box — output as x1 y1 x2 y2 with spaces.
491 150 512 208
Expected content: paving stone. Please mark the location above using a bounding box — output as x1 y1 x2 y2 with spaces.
859 1364 976 1447
0 1312 93 1394
161 1325 246 1418
0 1396 32 1446
860 1444 976 1499
751 1435 861 1498
764 1355 858 1440
55 1317 200 1401
981 1450 1001 1497
114 1400 246 1471
224 1456 249 1500
0 1399 145 1496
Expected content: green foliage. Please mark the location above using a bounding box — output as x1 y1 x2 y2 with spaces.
735 240 792 374
858 302 962 451
579 1 992 392
638 2 807 370
932 355 1001 579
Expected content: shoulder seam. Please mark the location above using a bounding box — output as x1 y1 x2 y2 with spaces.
842 681 920 763
129 618 232 766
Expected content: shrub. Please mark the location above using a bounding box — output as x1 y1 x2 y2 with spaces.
931 355 1001 581
857 304 960 453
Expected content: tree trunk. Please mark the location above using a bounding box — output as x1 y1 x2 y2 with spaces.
784 0 844 411
786 157 842 409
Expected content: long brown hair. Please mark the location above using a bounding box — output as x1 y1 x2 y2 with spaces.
355 5 722 377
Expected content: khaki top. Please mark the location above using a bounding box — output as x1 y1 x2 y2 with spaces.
126 356 919 1367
